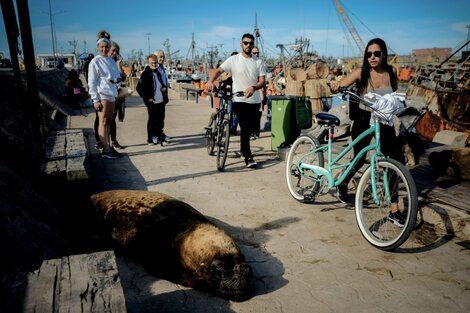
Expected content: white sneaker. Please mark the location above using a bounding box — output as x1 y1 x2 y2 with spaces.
152 136 160 144
245 157 257 168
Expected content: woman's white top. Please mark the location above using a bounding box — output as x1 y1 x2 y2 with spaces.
88 55 121 102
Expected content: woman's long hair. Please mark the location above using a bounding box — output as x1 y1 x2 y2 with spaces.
357 38 397 94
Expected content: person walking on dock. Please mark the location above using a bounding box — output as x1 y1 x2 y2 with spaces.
206 33 266 168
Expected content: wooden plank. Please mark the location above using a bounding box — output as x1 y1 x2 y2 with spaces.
41 159 67 177
23 251 127 313
65 129 89 180
427 182 470 213
23 258 61 312
411 150 470 213
66 156 88 180
42 129 89 180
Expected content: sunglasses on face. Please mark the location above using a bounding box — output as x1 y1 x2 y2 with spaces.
252 52 259 55
366 51 383 58
242 41 254 46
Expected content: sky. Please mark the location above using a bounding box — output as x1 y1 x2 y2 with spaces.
1 0 469 62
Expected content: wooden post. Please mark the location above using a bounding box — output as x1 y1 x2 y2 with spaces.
16 0 45 165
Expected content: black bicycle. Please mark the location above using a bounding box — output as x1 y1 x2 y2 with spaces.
205 87 244 171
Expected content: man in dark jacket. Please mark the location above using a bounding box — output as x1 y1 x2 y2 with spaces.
136 53 169 145
82 53 94 83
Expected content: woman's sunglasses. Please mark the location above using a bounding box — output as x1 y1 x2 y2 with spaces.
366 51 383 58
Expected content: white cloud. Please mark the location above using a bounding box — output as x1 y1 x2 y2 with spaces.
450 22 470 33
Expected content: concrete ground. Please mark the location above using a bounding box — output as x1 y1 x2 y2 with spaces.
70 95 470 313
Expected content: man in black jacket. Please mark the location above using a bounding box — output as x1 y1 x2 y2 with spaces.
136 53 169 145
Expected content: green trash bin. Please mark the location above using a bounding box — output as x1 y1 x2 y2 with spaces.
270 96 300 151
295 96 313 130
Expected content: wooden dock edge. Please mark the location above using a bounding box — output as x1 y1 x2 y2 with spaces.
41 129 89 180
23 250 127 313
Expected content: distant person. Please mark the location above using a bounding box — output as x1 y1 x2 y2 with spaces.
56 58 64 70
219 51 239 135
206 33 266 168
329 38 405 226
64 68 88 110
250 46 266 140
88 30 122 159
136 52 170 145
93 40 127 151
82 53 94 84
130 61 139 77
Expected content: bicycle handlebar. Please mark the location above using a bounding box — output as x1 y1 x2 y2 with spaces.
212 87 245 100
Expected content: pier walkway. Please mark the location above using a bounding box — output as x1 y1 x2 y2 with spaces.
68 95 470 313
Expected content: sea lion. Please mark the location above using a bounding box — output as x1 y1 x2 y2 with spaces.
90 190 252 301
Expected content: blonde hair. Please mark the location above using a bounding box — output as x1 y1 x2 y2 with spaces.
97 29 111 40
96 30 111 46
147 54 157 62
111 41 120 51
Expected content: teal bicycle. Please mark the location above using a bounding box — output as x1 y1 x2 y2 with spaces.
285 87 418 250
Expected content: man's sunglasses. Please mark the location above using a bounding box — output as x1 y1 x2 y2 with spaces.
242 41 254 46
366 51 382 58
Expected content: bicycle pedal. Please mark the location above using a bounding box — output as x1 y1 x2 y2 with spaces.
304 193 316 202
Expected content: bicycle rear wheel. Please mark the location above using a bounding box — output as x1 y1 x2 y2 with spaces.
285 134 324 202
216 119 230 171
355 158 418 250
206 113 217 155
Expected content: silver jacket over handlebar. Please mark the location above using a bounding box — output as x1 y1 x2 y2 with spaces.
363 92 405 126
336 87 405 126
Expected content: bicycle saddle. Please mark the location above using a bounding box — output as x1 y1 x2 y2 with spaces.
315 112 340 126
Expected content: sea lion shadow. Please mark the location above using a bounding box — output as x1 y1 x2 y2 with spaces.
208 216 296 299
116 256 237 313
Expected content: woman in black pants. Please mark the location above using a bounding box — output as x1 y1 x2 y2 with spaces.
329 38 405 226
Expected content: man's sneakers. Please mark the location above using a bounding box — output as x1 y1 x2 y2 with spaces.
387 211 407 227
152 136 160 145
148 134 171 146
245 157 257 168
250 132 260 140
336 184 349 204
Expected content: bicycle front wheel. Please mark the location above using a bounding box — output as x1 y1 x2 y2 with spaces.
216 119 230 171
206 113 217 155
285 134 324 202
355 158 418 250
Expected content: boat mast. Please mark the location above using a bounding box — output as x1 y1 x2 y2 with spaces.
253 12 263 56
190 32 196 73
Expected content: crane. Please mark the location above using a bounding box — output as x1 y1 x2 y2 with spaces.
332 0 400 63
332 0 365 55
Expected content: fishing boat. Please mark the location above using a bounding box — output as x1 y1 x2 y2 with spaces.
407 42 470 146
